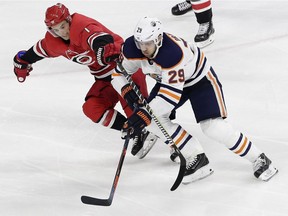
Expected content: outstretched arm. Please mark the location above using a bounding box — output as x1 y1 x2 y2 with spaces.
13 47 44 83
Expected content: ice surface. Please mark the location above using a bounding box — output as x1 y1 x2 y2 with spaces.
1 1 288 216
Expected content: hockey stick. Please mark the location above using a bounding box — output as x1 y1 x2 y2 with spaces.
117 62 186 191
81 132 131 206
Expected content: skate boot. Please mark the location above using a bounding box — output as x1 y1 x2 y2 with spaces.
182 153 214 184
131 129 158 159
171 1 192 16
194 21 215 48
253 153 278 181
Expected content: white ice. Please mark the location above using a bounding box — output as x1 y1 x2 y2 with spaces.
1 0 288 216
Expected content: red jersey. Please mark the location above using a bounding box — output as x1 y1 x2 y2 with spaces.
32 13 123 79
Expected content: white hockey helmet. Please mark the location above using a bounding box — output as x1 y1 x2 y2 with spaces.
134 17 163 58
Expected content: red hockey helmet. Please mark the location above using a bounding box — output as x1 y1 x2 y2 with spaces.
44 3 71 27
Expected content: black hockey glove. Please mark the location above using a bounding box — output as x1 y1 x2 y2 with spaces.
92 34 121 66
121 84 141 109
122 107 151 139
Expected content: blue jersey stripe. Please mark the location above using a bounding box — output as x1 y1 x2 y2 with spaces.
160 83 183 94
158 94 178 107
240 142 252 157
229 133 243 151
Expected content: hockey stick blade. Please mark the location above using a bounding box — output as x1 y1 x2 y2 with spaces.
170 148 186 191
81 196 112 206
81 133 131 206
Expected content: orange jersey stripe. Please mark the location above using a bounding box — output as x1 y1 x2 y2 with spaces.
235 137 248 154
159 89 181 101
175 130 187 145
207 71 227 117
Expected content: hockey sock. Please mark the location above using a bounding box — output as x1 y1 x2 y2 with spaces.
200 118 262 162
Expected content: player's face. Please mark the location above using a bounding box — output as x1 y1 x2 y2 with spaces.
137 40 157 58
50 20 70 40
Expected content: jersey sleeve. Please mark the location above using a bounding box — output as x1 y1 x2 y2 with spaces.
32 32 65 58
111 55 140 95
149 67 185 117
20 32 63 64
111 36 143 94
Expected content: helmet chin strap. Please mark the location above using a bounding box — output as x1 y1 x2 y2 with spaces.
149 46 159 59
149 36 163 59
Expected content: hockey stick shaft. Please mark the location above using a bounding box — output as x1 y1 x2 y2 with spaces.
117 62 186 191
81 133 131 206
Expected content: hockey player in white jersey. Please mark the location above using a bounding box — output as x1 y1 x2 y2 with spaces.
112 16 278 183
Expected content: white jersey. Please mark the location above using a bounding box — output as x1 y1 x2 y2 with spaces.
112 33 212 117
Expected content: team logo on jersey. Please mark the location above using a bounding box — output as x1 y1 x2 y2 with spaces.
66 50 94 65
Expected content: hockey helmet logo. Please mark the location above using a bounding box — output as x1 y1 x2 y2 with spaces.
135 27 143 42
45 3 71 28
151 21 156 27
136 27 142 33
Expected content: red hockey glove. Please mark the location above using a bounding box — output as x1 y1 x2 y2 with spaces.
96 43 121 66
121 84 141 110
103 43 121 63
13 51 33 83
122 107 151 138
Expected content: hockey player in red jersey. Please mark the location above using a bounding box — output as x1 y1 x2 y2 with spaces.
112 17 278 184
171 0 215 48
13 3 157 155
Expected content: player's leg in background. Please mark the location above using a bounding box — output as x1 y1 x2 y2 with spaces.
192 0 215 48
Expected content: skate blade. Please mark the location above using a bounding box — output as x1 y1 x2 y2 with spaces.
136 136 157 159
196 34 215 48
182 165 214 184
259 165 278 182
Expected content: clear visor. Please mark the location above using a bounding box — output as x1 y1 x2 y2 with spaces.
47 27 59 37
135 39 155 50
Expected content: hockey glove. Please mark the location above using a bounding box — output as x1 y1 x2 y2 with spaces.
13 51 33 83
122 107 151 138
96 43 121 66
103 43 121 63
121 84 141 109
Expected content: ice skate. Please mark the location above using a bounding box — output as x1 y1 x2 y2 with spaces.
253 153 278 181
182 153 214 184
131 129 158 159
194 21 215 48
171 1 192 16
